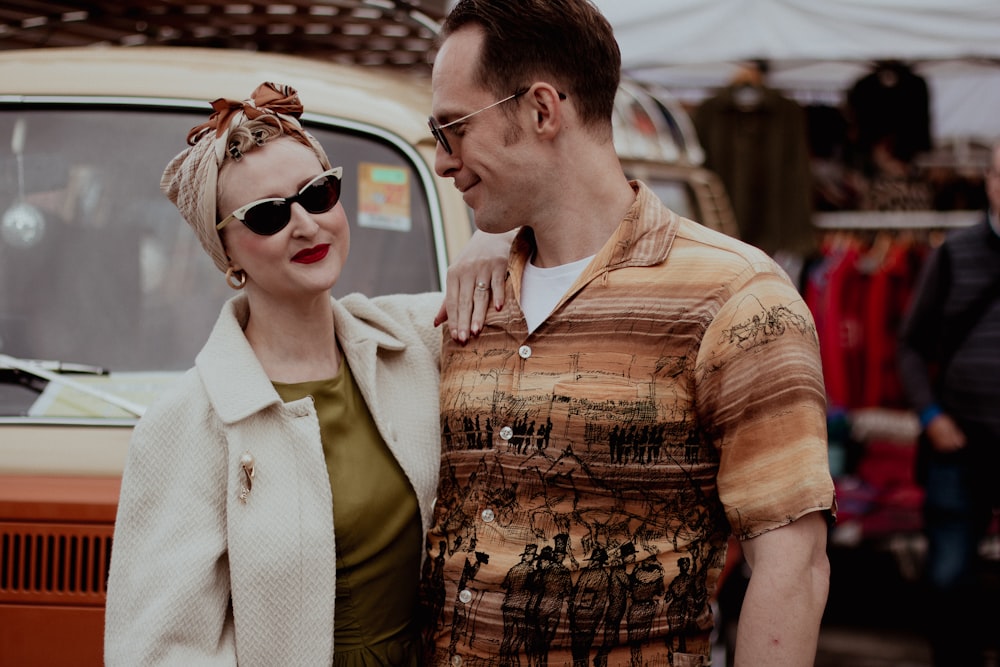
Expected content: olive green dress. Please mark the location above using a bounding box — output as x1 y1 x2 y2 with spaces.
273 358 422 667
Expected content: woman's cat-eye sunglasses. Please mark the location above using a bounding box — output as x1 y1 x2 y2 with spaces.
216 166 343 236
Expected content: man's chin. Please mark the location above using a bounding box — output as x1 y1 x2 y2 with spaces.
461 184 479 207
474 219 515 236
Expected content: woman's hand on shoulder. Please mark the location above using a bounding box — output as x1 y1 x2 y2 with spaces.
435 229 516 343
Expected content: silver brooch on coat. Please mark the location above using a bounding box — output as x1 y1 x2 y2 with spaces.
239 451 255 503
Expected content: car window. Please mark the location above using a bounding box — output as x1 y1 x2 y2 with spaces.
0 105 441 418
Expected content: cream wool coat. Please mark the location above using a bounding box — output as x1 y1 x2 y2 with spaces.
105 292 444 667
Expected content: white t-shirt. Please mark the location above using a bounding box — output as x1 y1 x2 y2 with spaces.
520 254 594 333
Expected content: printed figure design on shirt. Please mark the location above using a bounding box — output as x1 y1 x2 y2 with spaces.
421 273 823 666
720 296 815 350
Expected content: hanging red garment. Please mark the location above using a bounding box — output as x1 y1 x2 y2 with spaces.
861 238 928 408
805 237 869 411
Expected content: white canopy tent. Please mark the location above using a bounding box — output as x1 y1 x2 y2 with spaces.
594 1 1000 65
589 0 1000 145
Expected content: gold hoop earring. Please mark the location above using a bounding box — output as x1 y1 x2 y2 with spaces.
225 267 247 290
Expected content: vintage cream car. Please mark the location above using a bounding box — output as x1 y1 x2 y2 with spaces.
0 46 734 664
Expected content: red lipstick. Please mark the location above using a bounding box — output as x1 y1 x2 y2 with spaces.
292 244 330 264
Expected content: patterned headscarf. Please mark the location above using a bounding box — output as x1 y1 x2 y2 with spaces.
160 82 332 272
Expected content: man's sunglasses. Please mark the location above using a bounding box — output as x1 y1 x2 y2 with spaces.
428 90 527 156
428 88 566 155
216 167 343 236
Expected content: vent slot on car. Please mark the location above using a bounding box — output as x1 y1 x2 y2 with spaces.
0 523 112 606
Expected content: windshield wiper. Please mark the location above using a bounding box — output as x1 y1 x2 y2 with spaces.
0 357 109 375
0 353 146 417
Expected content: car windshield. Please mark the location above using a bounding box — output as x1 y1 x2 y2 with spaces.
0 106 441 420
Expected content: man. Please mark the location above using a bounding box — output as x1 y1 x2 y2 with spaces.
420 1 836 665
897 141 1000 667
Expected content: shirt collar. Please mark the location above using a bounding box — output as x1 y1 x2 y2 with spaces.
510 180 679 283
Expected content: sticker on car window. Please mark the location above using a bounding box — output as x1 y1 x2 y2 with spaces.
357 163 412 232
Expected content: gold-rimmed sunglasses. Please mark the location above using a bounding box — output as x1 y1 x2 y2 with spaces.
428 89 530 155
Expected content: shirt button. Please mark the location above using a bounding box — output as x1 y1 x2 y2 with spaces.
451 656 463 667
499 426 513 441
481 508 495 523
459 589 473 604
518 344 532 359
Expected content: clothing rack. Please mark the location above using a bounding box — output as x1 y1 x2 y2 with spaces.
814 209 979 230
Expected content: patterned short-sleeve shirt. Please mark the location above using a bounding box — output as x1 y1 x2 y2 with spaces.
421 181 836 667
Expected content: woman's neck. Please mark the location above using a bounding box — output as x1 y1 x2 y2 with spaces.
243 293 340 383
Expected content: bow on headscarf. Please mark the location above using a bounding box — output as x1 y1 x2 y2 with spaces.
186 81 310 146
160 82 332 273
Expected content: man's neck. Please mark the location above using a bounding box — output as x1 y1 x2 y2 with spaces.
530 179 637 268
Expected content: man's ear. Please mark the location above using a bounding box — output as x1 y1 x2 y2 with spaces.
529 83 565 140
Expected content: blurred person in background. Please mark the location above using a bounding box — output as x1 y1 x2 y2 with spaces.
897 140 1000 667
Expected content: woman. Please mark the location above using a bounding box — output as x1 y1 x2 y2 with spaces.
104 82 506 666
